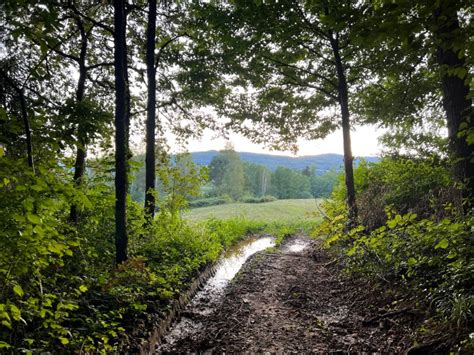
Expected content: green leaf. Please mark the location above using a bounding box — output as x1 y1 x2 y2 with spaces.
0 341 11 349
12 213 26 223
9 304 21 321
59 337 69 345
13 285 24 297
387 219 398 228
407 257 417 266
79 285 88 293
1 320 12 329
26 213 41 224
435 238 449 249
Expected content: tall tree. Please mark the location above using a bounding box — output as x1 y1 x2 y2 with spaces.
113 0 128 264
144 0 157 219
0 68 35 173
433 1 473 205
190 1 372 224
358 0 472 206
208 145 245 200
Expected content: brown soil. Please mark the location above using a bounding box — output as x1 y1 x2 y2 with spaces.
159 236 428 353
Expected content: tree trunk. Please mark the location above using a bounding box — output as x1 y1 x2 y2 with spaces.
330 34 358 226
144 0 157 219
113 0 128 264
0 71 35 173
433 3 474 208
70 18 88 223
19 88 34 174
124 6 132 192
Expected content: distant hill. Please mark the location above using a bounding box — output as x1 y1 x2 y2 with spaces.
190 150 379 175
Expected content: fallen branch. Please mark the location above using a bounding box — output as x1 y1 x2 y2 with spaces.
362 307 418 325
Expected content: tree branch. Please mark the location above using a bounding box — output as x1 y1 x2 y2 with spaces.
86 62 114 70
154 33 190 70
68 3 114 35
262 54 338 89
277 69 338 101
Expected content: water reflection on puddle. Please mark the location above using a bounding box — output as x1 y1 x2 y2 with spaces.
206 237 275 293
158 236 275 351
283 239 310 254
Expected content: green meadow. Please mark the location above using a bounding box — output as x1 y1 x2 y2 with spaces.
183 199 322 223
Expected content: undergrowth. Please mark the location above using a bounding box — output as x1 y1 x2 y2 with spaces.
316 158 474 350
0 152 311 352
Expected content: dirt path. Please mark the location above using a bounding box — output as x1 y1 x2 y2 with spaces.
159 236 424 353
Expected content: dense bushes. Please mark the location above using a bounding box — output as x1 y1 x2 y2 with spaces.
241 195 277 203
332 158 453 230
0 152 276 352
188 196 231 208
317 157 473 344
0 153 305 352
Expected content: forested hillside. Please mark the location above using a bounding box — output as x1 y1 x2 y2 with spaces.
0 0 472 353
130 147 341 204
190 150 378 173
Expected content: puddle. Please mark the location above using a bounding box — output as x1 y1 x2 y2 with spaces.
158 236 275 351
282 238 311 254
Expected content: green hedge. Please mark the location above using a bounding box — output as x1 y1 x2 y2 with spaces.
188 197 230 208
241 195 277 203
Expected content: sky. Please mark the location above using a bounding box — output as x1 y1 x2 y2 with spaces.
168 124 384 157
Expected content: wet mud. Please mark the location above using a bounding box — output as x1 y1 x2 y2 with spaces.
157 236 425 353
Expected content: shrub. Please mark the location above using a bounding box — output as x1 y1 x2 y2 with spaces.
317 156 473 338
241 195 277 203
188 196 231 208
332 158 454 230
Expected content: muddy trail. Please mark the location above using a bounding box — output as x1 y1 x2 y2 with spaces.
157 236 426 353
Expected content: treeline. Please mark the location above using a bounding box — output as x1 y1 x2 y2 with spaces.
128 147 338 205
204 146 337 202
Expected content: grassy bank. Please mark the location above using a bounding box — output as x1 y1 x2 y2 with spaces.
184 199 322 223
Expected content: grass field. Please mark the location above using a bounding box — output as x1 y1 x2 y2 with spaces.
183 199 322 223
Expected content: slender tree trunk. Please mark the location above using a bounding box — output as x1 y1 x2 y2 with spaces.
124 6 132 192
144 0 157 219
434 3 473 208
0 71 35 173
330 34 358 226
113 0 128 264
70 18 88 223
19 89 34 174
125 47 132 178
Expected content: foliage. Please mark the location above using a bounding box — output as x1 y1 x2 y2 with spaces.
321 206 473 331
309 170 339 198
188 196 231 209
317 158 473 341
0 172 266 352
331 158 454 230
241 195 277 204
155 153 207 215
269 167 312 199
208 145 245 201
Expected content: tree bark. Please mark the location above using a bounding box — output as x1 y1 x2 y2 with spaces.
113 0 128 264
19 88 34 174
330 34 358 226
144 0 157 219
0 71 35 173
70 17 88 223
433 3 473 208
